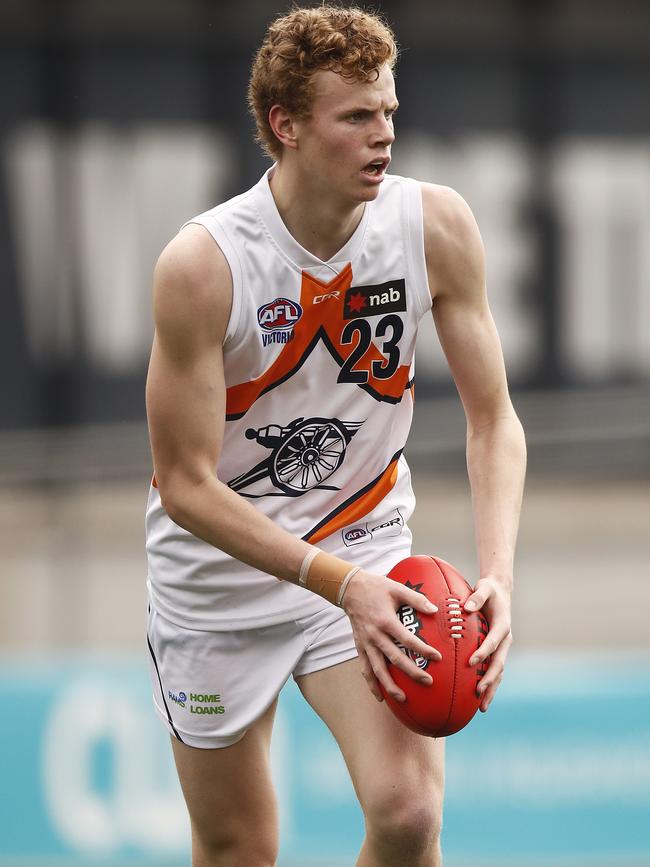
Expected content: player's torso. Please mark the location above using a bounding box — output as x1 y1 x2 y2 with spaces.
214 170 432 543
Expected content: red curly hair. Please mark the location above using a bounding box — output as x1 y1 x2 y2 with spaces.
248 5 398 159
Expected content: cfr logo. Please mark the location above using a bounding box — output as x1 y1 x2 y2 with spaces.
313 291 341 304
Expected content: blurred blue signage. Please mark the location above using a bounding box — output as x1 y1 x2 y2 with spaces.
0 653 648 866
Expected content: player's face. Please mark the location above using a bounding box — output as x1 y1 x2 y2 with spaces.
293 64 398 204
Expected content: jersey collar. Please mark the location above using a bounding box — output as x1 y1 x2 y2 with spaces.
252 166 370 276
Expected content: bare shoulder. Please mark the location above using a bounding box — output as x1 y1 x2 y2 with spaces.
420 182 485 302
153 223 232 347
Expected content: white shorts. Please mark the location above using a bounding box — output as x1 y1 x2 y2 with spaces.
147 599 357 748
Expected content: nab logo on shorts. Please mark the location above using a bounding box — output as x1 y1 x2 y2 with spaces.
343 279 406 320
257 298 303 331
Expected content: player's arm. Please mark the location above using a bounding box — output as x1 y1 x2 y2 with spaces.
422 183 527 712
146 224 310 581
146 224 437 702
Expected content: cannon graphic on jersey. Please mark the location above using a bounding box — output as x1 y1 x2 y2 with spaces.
227 416 363 497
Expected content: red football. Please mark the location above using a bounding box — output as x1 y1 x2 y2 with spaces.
381 555 489 738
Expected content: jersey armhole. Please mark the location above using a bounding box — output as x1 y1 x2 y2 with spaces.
403 178 433 321
181 216 244 347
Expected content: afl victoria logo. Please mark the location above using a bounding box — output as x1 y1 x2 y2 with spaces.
257 298 303 331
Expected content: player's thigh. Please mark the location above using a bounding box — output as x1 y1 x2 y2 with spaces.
171 696 278 838
296 658 444 817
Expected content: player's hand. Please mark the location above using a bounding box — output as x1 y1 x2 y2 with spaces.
464 575 513 712
341 570 442 703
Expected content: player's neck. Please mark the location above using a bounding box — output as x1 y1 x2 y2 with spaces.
269 162 365 263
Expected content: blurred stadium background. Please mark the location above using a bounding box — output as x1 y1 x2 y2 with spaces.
1 1 649 865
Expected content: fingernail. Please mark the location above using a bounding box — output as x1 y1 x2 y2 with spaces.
469 655 479 666
425 602 438 613
420 674 432 685
465 600 477 612
395 692 406 703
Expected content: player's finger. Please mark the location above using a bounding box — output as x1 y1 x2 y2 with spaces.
478 642 509 712
476 634 512 710
478 670 504 712
477 630 512 682
464 586 489 612
469 625 511 667
392 584 438 614
365 644 406 703
387 583 442 659
376 635 434 685
391 623 442 662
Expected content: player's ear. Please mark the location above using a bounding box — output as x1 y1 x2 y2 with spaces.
268 105 299 151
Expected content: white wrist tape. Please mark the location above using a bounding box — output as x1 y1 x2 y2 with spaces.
336 566 361 606
299 547 320 587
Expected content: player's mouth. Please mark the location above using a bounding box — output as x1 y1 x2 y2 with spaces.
360 156 390 183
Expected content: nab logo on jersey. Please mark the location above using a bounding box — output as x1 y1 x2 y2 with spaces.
257 298 303 331
343 279 407 320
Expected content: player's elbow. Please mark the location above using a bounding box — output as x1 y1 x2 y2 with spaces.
155 470 196 529
156 461 221 532
154 473 181 523
158 486 184 527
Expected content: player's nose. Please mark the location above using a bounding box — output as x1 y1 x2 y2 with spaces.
371 116 395 148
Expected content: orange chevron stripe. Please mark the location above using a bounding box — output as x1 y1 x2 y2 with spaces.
305 454 400 545
226 265 411 417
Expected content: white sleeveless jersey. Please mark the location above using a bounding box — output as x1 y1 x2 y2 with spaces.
146 168 432 630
